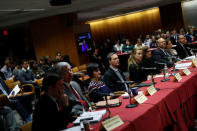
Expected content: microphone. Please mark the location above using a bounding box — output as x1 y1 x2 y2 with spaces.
154 61 166 65
117 81 135 84
141 67 157 70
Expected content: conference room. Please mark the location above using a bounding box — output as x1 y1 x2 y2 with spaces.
0 0 197 130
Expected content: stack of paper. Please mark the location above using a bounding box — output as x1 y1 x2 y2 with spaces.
175 62 192 69
184 55 195 60
73 110 106 125
95 99 121 108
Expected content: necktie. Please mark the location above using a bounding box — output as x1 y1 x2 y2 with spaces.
70 85 89 111
115 70 128 90
181 44 189 57
56 100 62 111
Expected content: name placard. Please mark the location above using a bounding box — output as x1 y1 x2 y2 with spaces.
134 94 148 104
192 58 197 67
174 73 182 82
146 85 157 96
182 69 191 76
102 115 124 131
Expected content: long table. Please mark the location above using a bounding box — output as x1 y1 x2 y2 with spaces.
92 66 197 131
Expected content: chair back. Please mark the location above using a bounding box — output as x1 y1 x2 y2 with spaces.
78 64 87 71
4 78 14 85
20 121 32 131
72 67 79 73
6 81 21 89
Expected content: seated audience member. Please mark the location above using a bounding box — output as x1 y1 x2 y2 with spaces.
176 35 192 59
90 49 105 74
166 40 178 56
56 62 91 115
32 73 72 131
18 60 40 98
122 39 133 53
113 40 123 53
0 106 19 131
55 51 62 61
170 29 179 45
48 58 60 73
1 59 14 80
87 63 112 103
29 60 44 79
0 77 32 123
150 35 157 48
152 38 173 67
128 48 149 83
142 46 162 74
144 35 152 47
134 38 145 49
12 64 22 81
103 52 127 92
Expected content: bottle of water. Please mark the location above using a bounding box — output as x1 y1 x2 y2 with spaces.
164 64 169 77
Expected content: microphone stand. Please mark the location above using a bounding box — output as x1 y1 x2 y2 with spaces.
124 81 138 108
125 87 138 108
117 81 137 108
104 95 111 120
151 73 160 91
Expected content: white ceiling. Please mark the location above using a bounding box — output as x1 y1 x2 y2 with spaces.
0 0 181 27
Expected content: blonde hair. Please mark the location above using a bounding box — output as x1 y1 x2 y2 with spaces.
128 48 142 68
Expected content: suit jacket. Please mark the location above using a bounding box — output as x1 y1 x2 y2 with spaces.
175 42 191 59
129 63 149 83
64 81 91 115
32 94 72 131
152 48 173 68
18 69 35 84
103 67 126 92
170 34 179 45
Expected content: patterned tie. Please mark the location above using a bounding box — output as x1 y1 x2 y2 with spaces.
70 85 89 111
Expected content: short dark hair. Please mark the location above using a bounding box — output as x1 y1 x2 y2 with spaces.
107 52 116 61
87 63 99 78
42 73 61 92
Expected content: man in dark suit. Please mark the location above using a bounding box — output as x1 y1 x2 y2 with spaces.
32 73 72 131
56 62 91 116
103 52 127 92
152 38 173 68
176 35 192 59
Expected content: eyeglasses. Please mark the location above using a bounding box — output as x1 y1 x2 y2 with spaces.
63 69 72 73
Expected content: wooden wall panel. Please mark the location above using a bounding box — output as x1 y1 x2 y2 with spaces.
159 2 185 30
89 8 162 44
30 15 80 66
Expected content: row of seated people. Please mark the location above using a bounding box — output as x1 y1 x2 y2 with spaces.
0 31 195 130
112 26 196 54
32 33 193 130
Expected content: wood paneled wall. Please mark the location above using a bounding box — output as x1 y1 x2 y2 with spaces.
159 2 185 31
88 8 162 44
30 14 81 66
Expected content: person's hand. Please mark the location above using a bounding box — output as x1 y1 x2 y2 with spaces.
147 75 152 80
60 94 69 106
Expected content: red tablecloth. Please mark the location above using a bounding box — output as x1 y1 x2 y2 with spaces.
91 67 197 131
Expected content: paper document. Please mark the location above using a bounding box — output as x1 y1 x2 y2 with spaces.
73 110 106 125
8 85 20 98
175 62 192 69
184 55 195 60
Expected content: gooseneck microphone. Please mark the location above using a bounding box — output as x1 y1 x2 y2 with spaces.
117 80 137 108
140 67 157 70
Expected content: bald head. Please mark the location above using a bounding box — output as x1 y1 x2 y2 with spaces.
178 35 186 44
157 38 166 49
